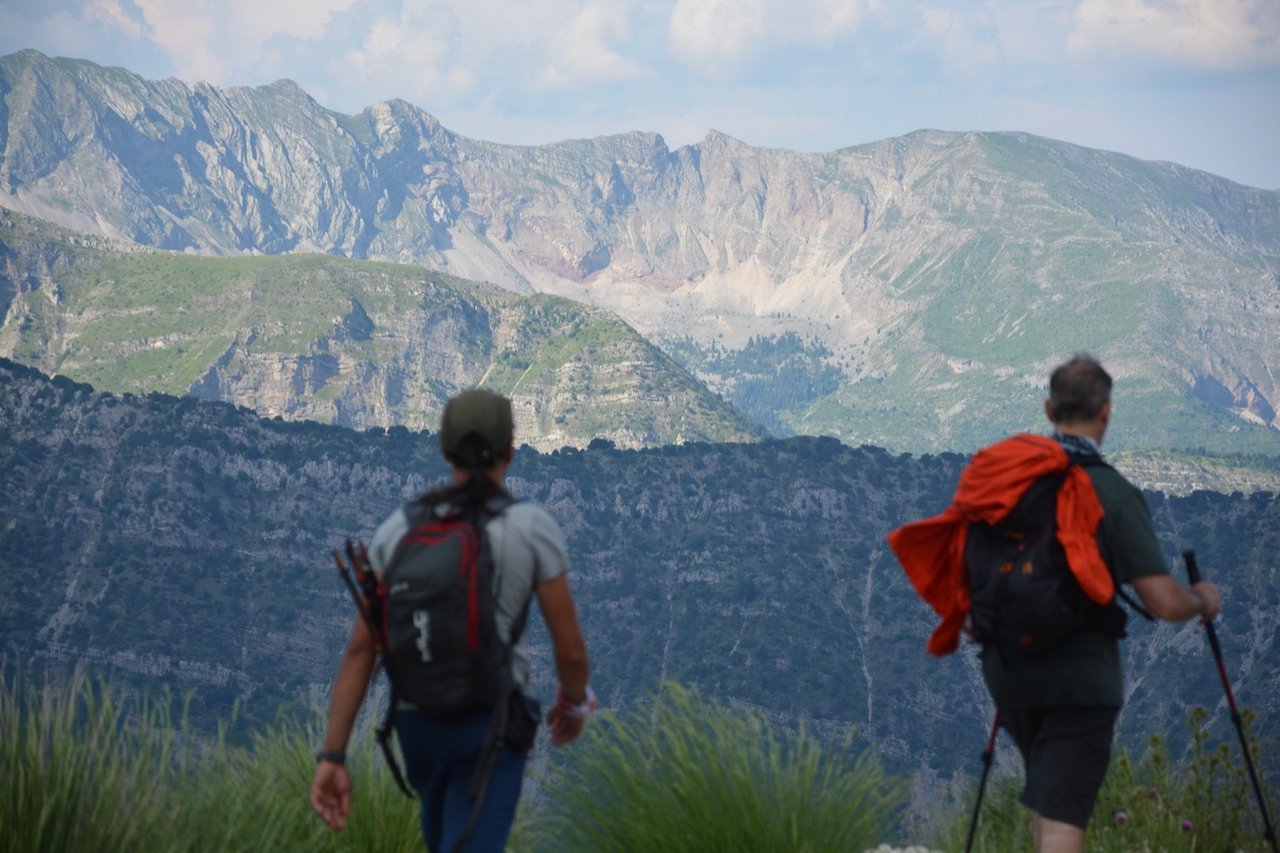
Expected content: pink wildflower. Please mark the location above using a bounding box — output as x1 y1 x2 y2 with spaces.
1181 819 1194 832
1114 811 1129 825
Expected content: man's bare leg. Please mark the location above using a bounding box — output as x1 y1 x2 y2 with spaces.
1032 812 1084 853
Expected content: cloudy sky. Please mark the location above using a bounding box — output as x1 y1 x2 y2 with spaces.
2 0 1278 189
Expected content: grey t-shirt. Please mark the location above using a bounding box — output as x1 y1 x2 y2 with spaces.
368 499 569 694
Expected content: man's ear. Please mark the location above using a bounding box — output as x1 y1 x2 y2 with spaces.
502 443 515 465
1099 400 1112 427
1044 400 1056 424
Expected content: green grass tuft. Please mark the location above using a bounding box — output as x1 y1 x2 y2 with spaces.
932 705 1279 852
528 682 907 852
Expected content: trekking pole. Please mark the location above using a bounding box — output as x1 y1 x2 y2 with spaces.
331 550 369 622
1183 550 1277 853
964 711 1001 853
332 540 385 655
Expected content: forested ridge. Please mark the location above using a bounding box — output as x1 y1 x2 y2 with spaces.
1 357 1275 787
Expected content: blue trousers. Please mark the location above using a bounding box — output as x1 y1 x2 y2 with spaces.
394 707 529 852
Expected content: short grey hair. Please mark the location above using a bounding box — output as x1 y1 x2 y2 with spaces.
1047 354 1112 423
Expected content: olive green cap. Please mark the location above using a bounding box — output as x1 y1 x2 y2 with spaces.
439 388 514 467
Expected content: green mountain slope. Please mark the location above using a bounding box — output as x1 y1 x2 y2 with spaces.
760 131 1280 454
0 208 764 449
2 358 1275 786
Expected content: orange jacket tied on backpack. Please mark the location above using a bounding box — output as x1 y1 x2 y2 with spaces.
886 433 1114 656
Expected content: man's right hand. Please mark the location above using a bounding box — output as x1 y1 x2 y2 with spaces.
547 686 598 746
1191 580 1222 623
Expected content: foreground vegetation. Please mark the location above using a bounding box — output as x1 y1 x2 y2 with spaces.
937 706 1278 852
3 670 1275 851
532 683 905 851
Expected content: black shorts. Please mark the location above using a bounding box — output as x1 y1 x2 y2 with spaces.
1001 706 1119 829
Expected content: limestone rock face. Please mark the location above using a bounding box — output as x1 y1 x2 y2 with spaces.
1 359 1276 782
0 208 765 450
2 50 1278 452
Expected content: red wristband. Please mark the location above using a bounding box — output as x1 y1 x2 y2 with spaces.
554 686 598 720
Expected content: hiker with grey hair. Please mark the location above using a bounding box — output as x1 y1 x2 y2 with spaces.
891 354 1221 853
994 355 1221 850
311 388 595 851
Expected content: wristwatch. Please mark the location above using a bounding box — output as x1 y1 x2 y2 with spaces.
315 749 346 765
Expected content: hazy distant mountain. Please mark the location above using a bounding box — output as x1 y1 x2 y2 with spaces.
2 50 1278 455
0 208 763 449
2 358 1275 786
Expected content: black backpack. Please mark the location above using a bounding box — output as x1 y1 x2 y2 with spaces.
369 492 540 824
965 455 1147 657
382 494 522 716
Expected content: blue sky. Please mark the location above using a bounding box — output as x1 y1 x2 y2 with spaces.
2 0 1278 189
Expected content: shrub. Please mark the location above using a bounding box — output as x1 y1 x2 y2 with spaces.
528 682 907 852
936 706 1278 852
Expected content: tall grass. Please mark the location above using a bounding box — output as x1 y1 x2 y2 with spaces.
527 682 908 852
934 705 1279 852
20 670 1270 852
171 713 424 852
0 668 422 852
1 668 175 852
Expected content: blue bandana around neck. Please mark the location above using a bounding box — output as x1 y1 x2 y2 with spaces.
1052 432 1101 457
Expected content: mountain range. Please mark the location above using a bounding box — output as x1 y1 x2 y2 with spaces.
2 49 1279 456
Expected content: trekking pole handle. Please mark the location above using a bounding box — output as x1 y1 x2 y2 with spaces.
1182 549 1202 584
1183 550 1223 656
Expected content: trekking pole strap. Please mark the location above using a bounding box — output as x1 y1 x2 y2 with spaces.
375 684 414 798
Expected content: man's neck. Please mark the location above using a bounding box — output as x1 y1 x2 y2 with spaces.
450 464 508 487
1053 431 1101 455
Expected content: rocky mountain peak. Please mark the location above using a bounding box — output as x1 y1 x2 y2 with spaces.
1 50 1278 454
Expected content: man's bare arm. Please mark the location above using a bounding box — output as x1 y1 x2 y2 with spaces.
1130 575 1221 623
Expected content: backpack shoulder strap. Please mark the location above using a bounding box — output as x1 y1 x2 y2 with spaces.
481 492 519 518
1065 453 1155 622
477 493 533 647
397 499 445 540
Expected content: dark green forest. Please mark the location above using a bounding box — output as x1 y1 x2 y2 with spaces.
0 357 1276 787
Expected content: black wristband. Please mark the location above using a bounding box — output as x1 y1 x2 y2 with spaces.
315 749 346 765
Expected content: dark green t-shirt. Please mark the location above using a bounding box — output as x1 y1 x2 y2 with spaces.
981 457 1168 709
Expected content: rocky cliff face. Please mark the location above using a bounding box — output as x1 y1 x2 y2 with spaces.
2 50 1279 454
2 359 1276 780
0 208 764 450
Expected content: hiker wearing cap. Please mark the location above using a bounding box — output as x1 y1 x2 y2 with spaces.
311 388 595 851
890 354 1221 852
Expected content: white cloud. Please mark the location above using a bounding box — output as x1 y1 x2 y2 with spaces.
538 1 644 89
917 6 1002 70
224 0 358 42
130 0 223 79
339 4 474 103
87 0 358 82
1068 0 1280 68
986 1 1073 66
667 0 870 77
84 0 146 38
668 0 765 74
